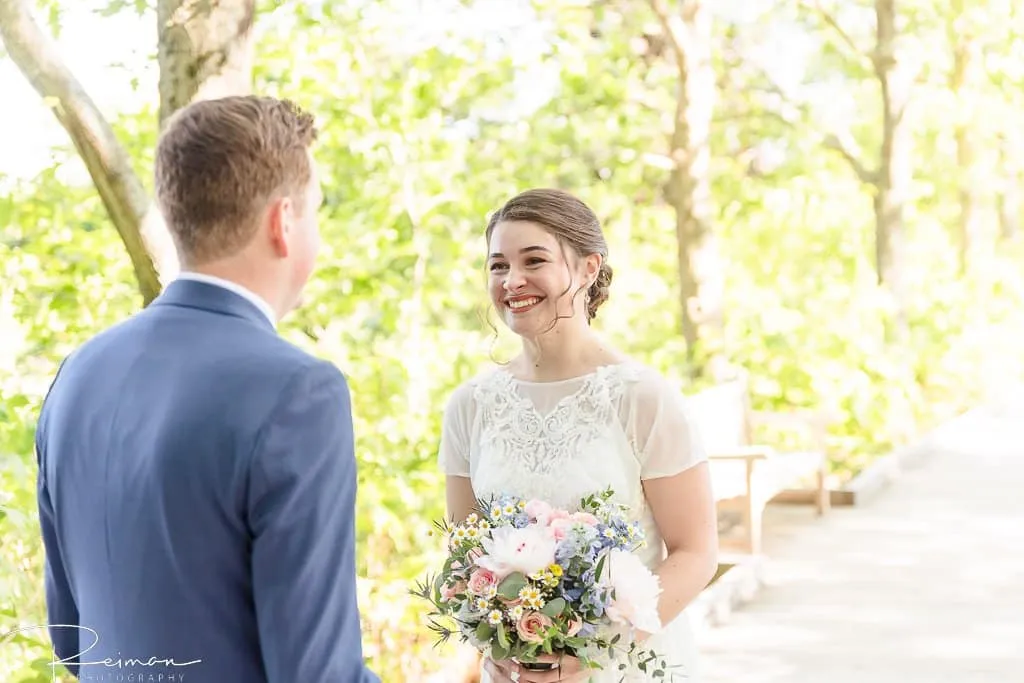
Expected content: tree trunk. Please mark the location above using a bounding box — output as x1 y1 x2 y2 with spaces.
997 131 1021 241
650 0 721 379
0 0 163 303
872 0 911 335
949 3 982 274
158 0 255 129
0 0 255 305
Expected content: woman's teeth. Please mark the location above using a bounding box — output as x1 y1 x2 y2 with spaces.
508 297 540 310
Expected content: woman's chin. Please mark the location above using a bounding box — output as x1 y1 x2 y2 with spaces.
504 313 545 338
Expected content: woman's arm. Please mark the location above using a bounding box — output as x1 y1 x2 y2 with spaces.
445 474 478 523
642 461 719 633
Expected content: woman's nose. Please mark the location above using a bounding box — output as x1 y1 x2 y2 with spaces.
503 268 526 291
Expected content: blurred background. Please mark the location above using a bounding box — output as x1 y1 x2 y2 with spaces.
2 0 1023 680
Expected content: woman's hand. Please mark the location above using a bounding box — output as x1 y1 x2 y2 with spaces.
484 654 592 682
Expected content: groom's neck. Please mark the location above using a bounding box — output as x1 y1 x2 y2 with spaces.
181 257 285 322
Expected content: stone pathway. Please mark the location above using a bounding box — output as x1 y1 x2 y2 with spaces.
696 401 1024 683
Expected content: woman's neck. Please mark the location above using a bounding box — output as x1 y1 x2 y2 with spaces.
514 324 623 382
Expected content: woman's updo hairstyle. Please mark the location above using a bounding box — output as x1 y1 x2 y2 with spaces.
485 188 613 322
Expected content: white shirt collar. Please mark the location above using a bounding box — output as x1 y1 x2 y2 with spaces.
175 272 278 328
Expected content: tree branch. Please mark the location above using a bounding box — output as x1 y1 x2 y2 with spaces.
824 133 877 184
800 0 874 73
0 0 170 303
648 0 689 71
812 0 863 54
736 54 878 184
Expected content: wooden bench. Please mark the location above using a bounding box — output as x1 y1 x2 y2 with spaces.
687 372 832 555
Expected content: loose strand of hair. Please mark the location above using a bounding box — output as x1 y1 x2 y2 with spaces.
480 303 512 367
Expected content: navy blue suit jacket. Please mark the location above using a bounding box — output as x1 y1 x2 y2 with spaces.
34 279 379 682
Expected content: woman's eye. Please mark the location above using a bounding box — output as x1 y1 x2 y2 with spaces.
526 258 547 266
489 262 508 272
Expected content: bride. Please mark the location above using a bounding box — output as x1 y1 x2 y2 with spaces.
438 189 718 682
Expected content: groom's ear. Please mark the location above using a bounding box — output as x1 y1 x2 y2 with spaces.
267 196 295 258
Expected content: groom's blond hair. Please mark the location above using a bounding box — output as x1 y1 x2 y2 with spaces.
155 95 318 266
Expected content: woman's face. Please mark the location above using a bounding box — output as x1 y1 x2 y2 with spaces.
487 220 597 339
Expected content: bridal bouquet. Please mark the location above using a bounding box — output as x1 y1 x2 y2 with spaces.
414 489 680 679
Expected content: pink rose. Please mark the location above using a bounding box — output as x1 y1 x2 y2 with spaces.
441 580 466 601
467 568 499 596
549 518 574 541
569 512 599 526
547 508 570 525
565 616 583 637
515 612 553 644
524 499 553 523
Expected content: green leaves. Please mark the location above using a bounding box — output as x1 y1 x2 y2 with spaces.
497 573 528 601
491 622 511 661
541 597 566 618
475 621 495 642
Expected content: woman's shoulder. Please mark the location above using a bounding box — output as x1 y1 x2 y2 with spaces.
611 360 694 404
444 364 509 409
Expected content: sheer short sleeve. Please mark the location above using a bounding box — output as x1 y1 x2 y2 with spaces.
437 382 475 477
625 370 707 480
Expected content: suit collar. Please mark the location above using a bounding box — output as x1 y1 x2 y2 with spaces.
152 279 277 332
175 272 277 328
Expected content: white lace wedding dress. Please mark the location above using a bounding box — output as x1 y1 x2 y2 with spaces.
438 362 707 682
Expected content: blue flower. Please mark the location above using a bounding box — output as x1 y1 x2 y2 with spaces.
561 585 584 602
580 587 609 618
555 542 576 564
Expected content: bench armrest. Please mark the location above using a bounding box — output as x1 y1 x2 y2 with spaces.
707 445 774 461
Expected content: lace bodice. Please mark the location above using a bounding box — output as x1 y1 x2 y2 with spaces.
438 362 706 546
438 361 707 681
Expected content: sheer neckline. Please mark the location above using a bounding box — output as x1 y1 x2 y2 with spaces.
498 361 636 386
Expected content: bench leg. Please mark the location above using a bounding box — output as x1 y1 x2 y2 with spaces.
815 467 830 516
744 498 763 555
742 459 763 555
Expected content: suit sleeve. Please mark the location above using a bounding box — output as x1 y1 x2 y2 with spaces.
37 452 82 677
247 362 379 683
35 362 82 678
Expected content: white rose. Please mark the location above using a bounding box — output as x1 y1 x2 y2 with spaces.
599 549 662 634
475 525 556 579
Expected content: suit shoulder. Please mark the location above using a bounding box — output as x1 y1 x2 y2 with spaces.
259 336 346 379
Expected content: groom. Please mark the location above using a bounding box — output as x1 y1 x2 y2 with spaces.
34 96 379 682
